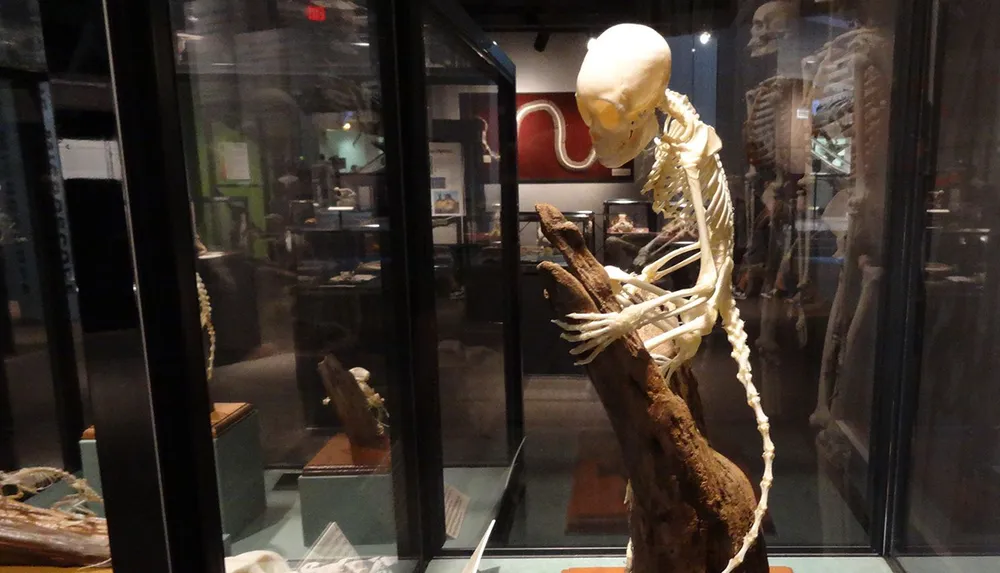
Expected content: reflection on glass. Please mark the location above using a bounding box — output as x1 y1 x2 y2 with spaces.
897 1 1000 571
0 36 108 567
0 0 46 72
424 10 516 551
497 0 898 550
723 2 895 549
170 0 401 565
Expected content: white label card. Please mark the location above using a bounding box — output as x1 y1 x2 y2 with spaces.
444 483 470 540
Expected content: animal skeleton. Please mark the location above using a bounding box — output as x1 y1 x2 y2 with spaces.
567 24 774 573
1 467 103 517
516 99 598 171
197 272 216 381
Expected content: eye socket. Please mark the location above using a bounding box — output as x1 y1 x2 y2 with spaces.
591 99 621 130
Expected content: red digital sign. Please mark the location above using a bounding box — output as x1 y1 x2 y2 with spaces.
305 4 326 22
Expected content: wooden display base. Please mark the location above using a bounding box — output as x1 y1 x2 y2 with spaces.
302 433 390 475
299 433 393 546
80 402 252 440
79 403 265 538
562 569 792 573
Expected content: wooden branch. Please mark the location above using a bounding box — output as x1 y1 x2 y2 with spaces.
318 354 384 449
0 500 109 567
535 203 767 573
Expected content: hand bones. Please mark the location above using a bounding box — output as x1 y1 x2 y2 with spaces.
557 90 726 376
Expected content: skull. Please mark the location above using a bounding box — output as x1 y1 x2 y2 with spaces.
576 24 672 168
748 1 798 58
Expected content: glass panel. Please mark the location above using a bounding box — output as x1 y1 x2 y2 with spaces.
423 10 515 551
494 0 898 550
1 5 110 566
170 0 402 565
0 0 46 72
896 1 1000 571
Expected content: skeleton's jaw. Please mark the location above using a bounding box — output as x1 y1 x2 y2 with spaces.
590 110 661 168
749 39 779 58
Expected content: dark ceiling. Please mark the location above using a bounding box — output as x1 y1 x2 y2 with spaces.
456 0 747 35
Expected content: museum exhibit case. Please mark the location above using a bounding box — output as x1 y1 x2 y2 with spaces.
87 0 521 571
6 0 1000 572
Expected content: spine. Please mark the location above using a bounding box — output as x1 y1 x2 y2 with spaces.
719 300 775 573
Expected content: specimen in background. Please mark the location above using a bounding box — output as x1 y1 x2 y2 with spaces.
0 467 109 567
539 23 774 573
318 353 388 449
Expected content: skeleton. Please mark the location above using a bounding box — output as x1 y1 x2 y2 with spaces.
516 99 598 171
197 272 216 381
807 28 891 428
741 75 814 351
748 1 799 58
1 467 103 517
565 24 774 573
350 367 389 435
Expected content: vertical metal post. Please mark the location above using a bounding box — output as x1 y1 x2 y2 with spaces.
98 1 224 573
36 80 85 472
868 0 943 557
497 77 524 460
373 0 446 561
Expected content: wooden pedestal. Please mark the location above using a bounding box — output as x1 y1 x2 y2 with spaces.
298 433 391 546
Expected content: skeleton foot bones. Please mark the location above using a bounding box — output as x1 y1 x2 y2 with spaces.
566 23 774 573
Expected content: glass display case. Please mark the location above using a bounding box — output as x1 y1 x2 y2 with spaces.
603 199 655 236
7 1 1000 573
518 210 595 265
601 199 658 269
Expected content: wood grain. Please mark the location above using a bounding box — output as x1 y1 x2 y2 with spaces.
536 204 768 573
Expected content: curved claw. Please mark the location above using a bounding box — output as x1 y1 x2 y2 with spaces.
560 326 611 343
571 338 614 365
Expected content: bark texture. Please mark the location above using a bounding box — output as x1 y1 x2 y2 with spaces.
536 203 768 573
0 499 109 567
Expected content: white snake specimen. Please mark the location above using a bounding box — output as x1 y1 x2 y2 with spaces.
556 90 774 573
516 100 598 171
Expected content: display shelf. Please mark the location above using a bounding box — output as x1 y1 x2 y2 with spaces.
425 557 892 573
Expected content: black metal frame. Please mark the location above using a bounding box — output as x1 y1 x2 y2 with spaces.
99 0 227 571
95 0 520 570
0 68 85 472
868 0 943 561
372 0 445 560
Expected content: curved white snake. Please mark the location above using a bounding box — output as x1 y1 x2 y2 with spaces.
516 100 598 171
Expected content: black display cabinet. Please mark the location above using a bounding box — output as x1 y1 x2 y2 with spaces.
94 0 521 570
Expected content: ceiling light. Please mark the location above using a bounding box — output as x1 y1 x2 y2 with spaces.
342 122 352 131
352 42 370 47
699 32 712 45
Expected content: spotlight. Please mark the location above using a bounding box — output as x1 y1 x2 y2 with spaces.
699 31 712 45
342 122 352 131
533 31 550 52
